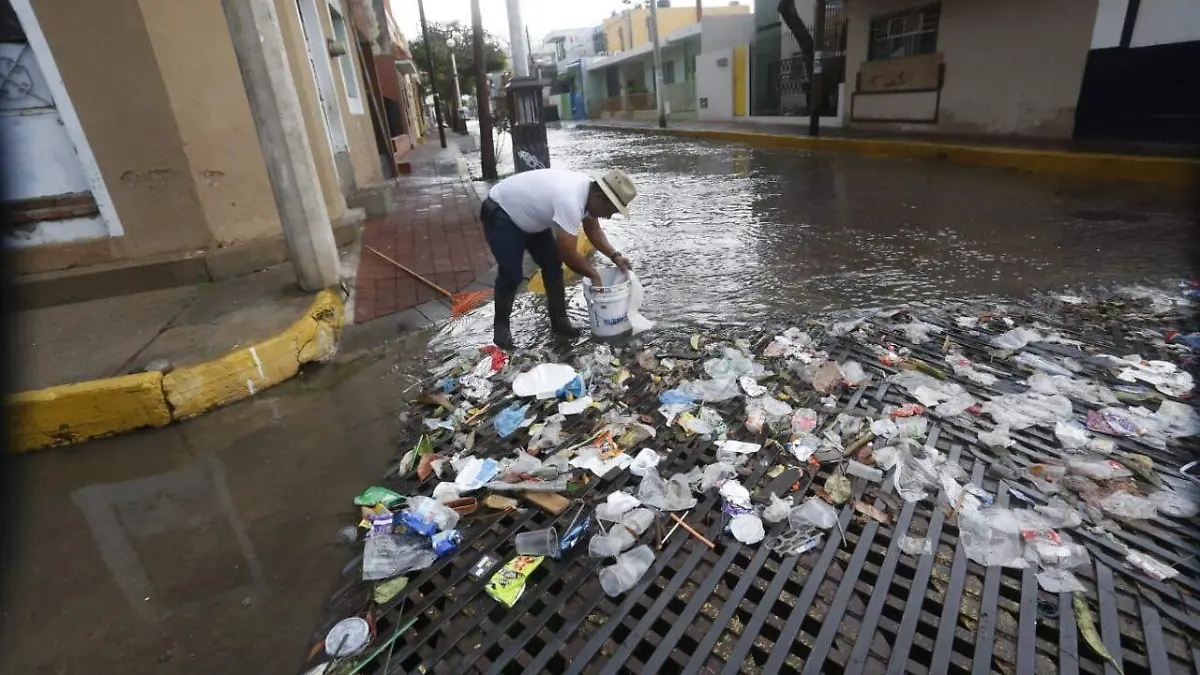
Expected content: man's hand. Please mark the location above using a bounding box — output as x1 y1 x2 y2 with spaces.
589 272 604 288
612 252 632 272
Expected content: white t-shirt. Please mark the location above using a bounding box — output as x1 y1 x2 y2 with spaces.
488 169 590 236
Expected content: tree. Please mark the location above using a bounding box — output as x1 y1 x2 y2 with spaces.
410 20 507 109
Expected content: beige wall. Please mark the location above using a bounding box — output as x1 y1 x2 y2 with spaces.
26 0 213 272
136 0 282 246
603 5 749 53
274 0 346 220
846 0 1097 138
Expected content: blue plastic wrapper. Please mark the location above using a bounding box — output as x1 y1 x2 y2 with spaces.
398 510 440 536
659 389 696 406
432 529 462 556
493 404 530 438
438 376 458 393
556 375 585 399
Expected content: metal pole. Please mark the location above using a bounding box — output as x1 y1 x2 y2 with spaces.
417 0 447 148
808 0 827 137
696 0 702 21
649 0 667 128
471 0 497 180
506 0 529 77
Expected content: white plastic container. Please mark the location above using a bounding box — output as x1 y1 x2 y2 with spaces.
583 268 633 338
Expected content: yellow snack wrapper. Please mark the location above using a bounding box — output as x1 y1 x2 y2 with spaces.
485 555 544 607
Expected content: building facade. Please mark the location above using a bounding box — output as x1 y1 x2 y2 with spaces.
842 0 1198 141
600 1 749 55
1 0 411 292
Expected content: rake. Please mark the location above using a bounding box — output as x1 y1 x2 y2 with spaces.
363 245 493 318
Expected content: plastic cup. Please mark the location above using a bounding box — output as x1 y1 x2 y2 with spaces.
621 508 655 536
515 527 560 557
598 545 655 596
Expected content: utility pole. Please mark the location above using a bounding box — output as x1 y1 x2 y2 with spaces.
471 0 497 180
417 0 446 148
525 26 535 77
695 0 702 21
507 0 529 77
220 0 340 291
447 37 464 133
649 0 667 128
808 0 827 137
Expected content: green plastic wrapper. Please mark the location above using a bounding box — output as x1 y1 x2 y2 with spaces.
485 555 544 607
354 486 404 507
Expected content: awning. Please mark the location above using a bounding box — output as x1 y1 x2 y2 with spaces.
396 59 418 75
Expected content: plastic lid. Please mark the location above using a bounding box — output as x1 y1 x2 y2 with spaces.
325 617 370 657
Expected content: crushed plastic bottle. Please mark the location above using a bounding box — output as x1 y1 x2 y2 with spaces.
1100 491 1158 519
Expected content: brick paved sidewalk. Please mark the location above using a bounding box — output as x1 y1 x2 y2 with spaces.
354 142 494 324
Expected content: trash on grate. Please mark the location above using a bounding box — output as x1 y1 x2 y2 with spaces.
316 281 1200 675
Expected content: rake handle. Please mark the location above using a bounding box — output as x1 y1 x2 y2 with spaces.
364 245 453 300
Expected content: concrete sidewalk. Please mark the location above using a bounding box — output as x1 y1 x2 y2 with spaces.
577 119 1200 185
11 260 348 451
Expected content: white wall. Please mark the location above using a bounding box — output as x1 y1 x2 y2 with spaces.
1131 0 1200 47
1091 0 1128 48
845 0 1097 138
697 48 734 120
700 15 755 53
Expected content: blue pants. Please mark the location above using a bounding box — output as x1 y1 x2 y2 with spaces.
480 198 563 296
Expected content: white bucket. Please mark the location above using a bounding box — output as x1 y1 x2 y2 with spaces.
583 269 633 338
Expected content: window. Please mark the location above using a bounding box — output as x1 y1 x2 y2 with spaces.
663 61 676 84
868 3 939 61
327 1 363 114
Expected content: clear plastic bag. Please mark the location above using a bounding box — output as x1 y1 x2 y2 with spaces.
991 327 1042 350
1055 421 1090 451
405 495 461 532
1036 569 1086 593
638 469 697 511
1150 490 1200 518
680 377 740 402
977 424 1015 449
788 497 838 530
699 462 738 492
959 509 1027 568
629 448 661 477
363 534 438 580
1100 491 1158 519
840 360 871 386
1067 459 1132 480
762 493 793 523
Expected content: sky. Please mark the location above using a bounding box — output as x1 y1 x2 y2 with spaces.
389 0 751 48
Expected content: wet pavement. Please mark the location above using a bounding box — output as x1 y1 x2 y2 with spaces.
3 126 1196 673
0 332 437 675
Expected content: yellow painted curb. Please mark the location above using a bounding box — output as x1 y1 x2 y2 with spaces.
163 290 344 419
7 290 344 452
8 372 172 453
595 125 1200 187
527 231 597 295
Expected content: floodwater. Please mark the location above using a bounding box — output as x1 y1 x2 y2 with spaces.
476 126 1196 330
3 126 1196 674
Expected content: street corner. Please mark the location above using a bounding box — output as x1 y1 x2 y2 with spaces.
7 372 172 453
163 290 345 420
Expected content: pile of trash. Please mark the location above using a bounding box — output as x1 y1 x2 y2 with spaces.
304 281 1200 674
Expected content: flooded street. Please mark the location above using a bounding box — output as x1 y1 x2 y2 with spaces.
479 126 1195 327
3 127 1195 674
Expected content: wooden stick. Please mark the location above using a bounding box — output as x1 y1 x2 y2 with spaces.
669 512 715 549
365 245 453 299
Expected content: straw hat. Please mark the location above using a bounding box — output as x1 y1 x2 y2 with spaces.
594 169 637 218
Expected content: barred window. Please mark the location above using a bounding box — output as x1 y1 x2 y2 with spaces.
868 3 939 61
